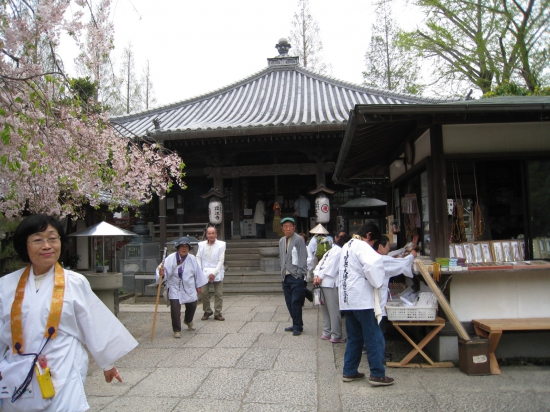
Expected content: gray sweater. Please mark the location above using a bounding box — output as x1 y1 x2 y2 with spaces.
279 233 307 280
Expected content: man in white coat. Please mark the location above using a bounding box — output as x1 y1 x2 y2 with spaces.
157 237 207 338
254 196 267 239
197 225 227 321
338 222 395 386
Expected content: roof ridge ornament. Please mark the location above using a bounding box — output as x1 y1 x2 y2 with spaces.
275 38 291 56
268 38 299 67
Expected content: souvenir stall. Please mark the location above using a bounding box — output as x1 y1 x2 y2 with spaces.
333 97 550 363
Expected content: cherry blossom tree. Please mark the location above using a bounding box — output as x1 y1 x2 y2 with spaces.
0 0 185 220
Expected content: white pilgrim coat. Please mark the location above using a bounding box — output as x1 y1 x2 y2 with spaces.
338 238 385 311
196 240 226 282
379 254 414 316
0 266 138 412
313 245 343 288
156 252 207 303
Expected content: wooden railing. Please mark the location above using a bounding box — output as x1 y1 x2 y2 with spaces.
152 223 209 242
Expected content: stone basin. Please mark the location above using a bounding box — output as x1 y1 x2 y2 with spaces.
258 247 279 257
82 272 123 315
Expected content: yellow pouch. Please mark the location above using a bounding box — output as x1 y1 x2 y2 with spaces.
35 365 55 399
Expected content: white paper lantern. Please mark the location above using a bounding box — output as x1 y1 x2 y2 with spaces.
315 193 330 223
208 196 223 224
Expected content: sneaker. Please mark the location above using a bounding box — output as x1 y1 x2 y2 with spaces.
342 372 365 382
201 311 213 320
214 314 225 321
368 375 395 386
321 335 331 340
173 332 181 339
184 321 196 331
330 338 347 344
293 330 302 336
284 326 294 332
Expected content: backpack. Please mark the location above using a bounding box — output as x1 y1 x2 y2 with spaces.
315 236 331 260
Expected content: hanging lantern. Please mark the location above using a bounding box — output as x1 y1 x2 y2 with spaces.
208 196 223 224
315 193 330 224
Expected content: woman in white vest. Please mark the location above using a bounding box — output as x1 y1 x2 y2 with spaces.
197 225 226 321
0 215 138 412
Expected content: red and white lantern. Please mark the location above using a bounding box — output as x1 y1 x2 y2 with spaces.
315 193 330 224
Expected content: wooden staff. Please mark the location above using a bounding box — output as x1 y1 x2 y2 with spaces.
151 247 168 342
415 259 471 341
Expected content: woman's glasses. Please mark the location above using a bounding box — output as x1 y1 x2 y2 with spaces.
27 236 60 247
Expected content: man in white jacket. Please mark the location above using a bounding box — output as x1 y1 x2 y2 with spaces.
338 222 394 386
197 226 227 321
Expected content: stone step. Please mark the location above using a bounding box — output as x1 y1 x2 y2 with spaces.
225 248 260 254
223 275 280 284
226 260 260 267
226 240 279 248
225 253 261 261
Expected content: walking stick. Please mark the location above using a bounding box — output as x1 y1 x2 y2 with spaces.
151 247 168 342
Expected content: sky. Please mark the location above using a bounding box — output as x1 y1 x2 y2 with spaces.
62 0 425 109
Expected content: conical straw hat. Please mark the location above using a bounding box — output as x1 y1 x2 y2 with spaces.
309 224 329 235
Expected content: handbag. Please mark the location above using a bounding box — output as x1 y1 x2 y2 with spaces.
292 209 300 217
162 281 169 307
313 286 325 306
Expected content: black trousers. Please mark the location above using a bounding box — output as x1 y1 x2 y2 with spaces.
170 299 197 332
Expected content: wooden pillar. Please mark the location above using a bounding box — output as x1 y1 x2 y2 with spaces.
213 168 225 240
427 124 448 259
316 157 326 187
232 178 241 239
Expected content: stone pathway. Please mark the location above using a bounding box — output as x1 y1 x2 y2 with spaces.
84 294 550 411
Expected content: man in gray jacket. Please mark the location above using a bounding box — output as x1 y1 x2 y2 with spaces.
279 217 308 336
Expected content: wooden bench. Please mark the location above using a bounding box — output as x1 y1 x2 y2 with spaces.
472 318 550 374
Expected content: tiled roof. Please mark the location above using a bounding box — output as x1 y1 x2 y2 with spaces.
111 61 452 138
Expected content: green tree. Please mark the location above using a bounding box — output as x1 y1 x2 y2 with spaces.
363 0 424 94
400 0 550 95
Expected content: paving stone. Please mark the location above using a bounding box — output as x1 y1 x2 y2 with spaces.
216 332 259 348
115 348 176 368
279 333 317 350
195 367 255 400
239 321 279 334
253 305 279 313
183 333 226 347
236 347 279 370
253 333 285 348
84 368 154 397
192 347 248 368
241 404 317 412
197 320 246 334
127 367 211 397
252 311 275 321
86 396 116 412
101 396 181 412
173 399 241 412
273 348 317 373
156 347 209 367
245 370 316 406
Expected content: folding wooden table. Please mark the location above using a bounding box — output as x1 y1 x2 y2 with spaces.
386 316 454 368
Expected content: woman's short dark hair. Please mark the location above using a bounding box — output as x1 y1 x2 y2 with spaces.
13 215 68 262
373 235 390 251
356 221 381 242
335 233 351 247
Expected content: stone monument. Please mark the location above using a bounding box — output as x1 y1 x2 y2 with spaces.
119 215 160 294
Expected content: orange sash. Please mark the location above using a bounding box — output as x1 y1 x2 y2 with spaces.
10 262 65 354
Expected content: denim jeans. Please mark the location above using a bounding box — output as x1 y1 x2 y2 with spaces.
282 274 305 331
343 309 385 378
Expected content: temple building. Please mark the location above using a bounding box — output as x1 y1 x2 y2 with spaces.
112 39 450 242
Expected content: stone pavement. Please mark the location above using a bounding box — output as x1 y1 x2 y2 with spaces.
85 294 550 411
